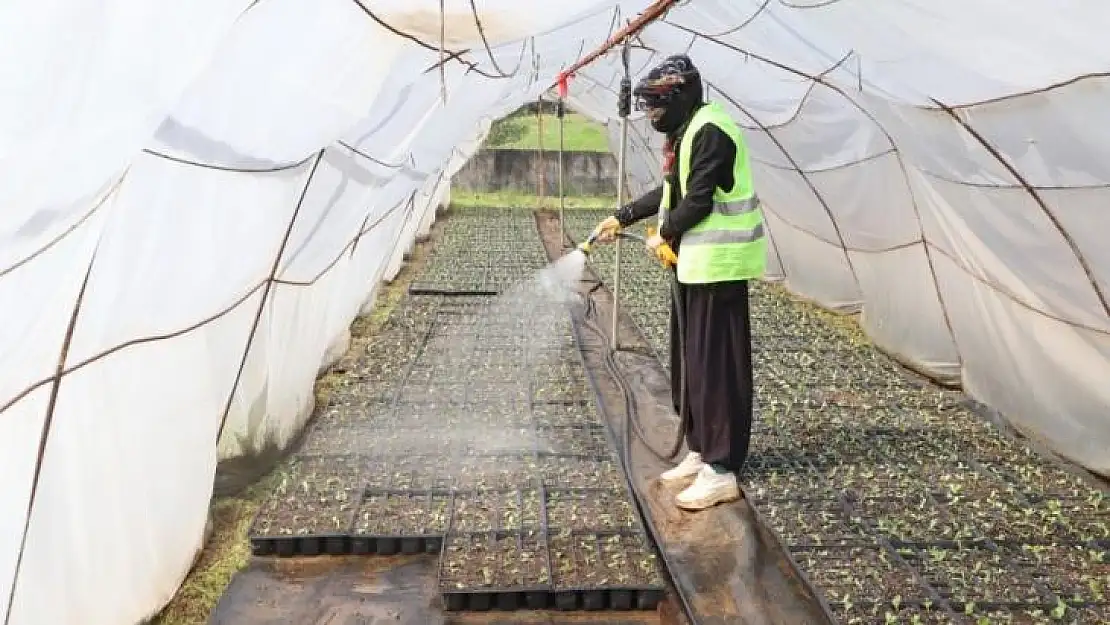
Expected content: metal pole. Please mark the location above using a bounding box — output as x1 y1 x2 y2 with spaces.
536 100 545 206
611 37 633 351
611 117 628 350
558 98 566 239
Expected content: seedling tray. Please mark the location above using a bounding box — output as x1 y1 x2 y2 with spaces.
534 425 612 458
361 456 455 492
248 454 364 557
544 487 640 534
447 487 544 534
898 545 1059 611
547 531 665 612
387 400 532 431
1003 543 1110 605
758 498 872 548
789 545 940 611
439 530 555 612
538 454 624 490
349 490 453 555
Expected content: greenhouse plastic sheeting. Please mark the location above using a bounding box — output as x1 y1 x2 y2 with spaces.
1 0 1108 623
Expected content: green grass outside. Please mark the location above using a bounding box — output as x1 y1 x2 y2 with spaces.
486 112 610 152
450 189 617 211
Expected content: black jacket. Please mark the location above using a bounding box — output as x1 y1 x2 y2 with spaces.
613 106 737 252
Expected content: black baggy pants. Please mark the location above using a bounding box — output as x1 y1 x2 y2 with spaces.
668 279 754 473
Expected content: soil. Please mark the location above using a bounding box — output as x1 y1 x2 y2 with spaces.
449 489 543 533
353 492 452 536
468 360 528 383
251 496 355 537
965 608 1065 625
545 488 638 532
820 462 937 496
393 400 532 430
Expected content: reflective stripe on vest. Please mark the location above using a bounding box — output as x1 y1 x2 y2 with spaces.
682 222 765 246
659 189 759 219
657 101 767 284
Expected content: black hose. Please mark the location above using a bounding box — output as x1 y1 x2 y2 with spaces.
583 231 690 463
668 271 689 460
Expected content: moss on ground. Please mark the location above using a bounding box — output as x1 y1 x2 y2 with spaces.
148 479 275 625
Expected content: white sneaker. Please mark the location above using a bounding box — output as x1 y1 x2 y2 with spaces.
658 452 705 485
675 466 740 511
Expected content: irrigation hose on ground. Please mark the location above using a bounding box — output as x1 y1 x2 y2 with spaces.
576 229 689 464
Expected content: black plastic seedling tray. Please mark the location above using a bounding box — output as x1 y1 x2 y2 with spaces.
350 535 443 556
438 529 555 612
550 587 664 611
442 588 554 612
440 564 663 612
247 453 365 558
349 489 454 555
250 532 351 558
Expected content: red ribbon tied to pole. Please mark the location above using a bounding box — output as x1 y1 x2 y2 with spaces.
556 72 571 99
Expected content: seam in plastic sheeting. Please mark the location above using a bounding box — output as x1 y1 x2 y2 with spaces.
3 247 98 625
213 151 324 444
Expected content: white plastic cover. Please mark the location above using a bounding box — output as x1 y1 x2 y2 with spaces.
2 0 1108 623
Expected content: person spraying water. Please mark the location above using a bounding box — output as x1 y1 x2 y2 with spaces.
584 53 766 512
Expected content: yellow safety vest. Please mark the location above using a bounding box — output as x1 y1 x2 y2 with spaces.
658 101 766 284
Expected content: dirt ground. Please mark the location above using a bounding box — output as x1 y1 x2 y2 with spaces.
210 555 679 625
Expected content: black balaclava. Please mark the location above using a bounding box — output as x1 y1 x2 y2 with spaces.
633 54 704 135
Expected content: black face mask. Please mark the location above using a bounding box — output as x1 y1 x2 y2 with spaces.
650 104 688 134
647 78 702 135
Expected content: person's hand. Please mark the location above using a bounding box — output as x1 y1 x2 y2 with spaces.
645 230 677 267
594 216 621 243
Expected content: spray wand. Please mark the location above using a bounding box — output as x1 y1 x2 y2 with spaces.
577 226 678 269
